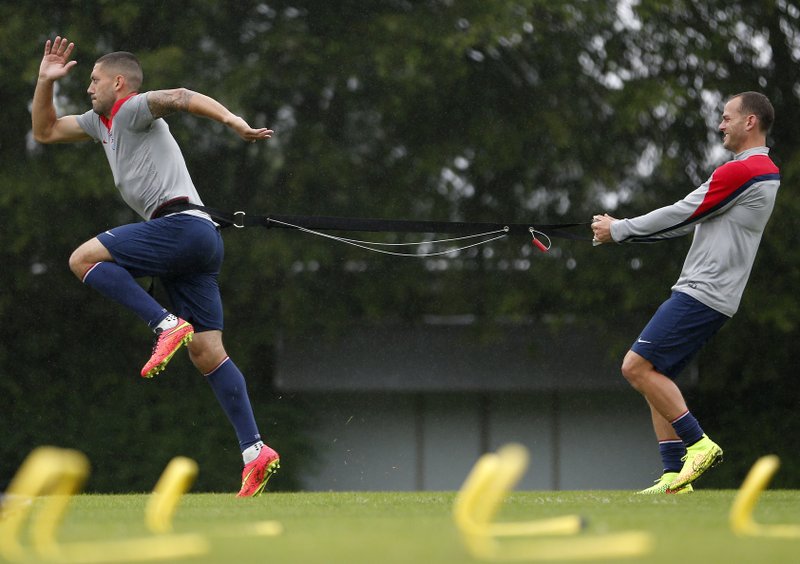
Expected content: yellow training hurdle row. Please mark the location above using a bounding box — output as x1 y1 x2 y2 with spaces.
454 444 800 561
3 445 796 562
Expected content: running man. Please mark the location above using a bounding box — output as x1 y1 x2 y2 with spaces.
32 36 279 497
592 92 779 494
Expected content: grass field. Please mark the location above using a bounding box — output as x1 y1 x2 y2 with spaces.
3 489 800 563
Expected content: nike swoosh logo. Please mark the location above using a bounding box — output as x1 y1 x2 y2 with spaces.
241 468 256 488
637 339 652 344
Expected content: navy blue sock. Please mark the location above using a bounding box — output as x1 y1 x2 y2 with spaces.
670 411 704 446
205 357 261 451
659 440 686 473
83 262 167 328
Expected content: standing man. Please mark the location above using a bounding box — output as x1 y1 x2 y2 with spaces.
592 92 779 494
32 36 279 497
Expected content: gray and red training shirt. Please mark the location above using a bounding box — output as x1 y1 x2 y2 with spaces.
75 92 205 221
610 146 780 317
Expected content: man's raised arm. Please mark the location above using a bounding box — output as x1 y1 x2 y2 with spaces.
32 36 90 144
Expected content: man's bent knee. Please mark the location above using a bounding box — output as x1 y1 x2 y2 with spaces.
69 238 113 279
621 350 652 389
68 249 88 279
187 330 228 374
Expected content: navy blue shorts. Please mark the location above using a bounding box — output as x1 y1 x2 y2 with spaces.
97 214 224 332
631 291 729 379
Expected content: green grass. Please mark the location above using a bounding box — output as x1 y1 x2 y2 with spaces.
4 490 800 563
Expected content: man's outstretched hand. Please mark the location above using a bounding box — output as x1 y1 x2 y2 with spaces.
228 115 273 143
39 36 77 82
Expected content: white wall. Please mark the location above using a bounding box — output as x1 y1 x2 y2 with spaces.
295 391 661 491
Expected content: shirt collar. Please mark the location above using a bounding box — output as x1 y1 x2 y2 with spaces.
734 146 770 160
99 92 138 131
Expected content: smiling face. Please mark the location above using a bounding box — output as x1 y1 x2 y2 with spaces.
87 63 119 117
718 96 751 153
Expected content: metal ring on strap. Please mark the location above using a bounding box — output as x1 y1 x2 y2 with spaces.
233 211 246 229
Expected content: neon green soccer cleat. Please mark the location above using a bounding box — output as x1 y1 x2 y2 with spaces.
636 472 693 495
666 435 723 493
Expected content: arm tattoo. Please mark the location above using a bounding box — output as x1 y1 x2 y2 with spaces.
147 89 195 119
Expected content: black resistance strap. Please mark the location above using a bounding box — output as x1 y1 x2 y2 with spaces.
150 198 592 242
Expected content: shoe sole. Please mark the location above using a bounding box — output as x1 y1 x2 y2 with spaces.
237 458 281 498
142 331 193 378
665 485 693 495
667 449 723 492
636 484 693 495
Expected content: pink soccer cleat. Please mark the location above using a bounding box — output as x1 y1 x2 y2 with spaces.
141 319 194 378
237 443 280 497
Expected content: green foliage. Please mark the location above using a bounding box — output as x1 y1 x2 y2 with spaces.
2 0 799 490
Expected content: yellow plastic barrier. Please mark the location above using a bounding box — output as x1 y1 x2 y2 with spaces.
729 454 800 538
144 454 283 539
453 443 654 561
145 456 199 534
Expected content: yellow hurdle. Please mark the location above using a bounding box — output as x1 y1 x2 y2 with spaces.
0 446 89 562
145 456 199 534
144 455 284 539
453 446 584 539
453 443 654 561
729 454 800 538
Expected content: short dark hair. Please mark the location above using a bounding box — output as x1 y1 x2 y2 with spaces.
731 91 774 134
95 51 143 91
